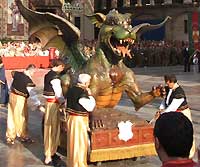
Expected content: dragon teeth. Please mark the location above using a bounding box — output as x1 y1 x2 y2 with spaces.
117 49 121 54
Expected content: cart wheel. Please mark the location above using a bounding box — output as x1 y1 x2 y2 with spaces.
132 157 137 161
96 161 102 166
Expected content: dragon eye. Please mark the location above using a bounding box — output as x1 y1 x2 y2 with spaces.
123 21 127 25
126 19 131 24
110 21 115 25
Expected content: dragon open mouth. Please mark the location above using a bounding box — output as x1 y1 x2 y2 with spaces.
110 36 134 58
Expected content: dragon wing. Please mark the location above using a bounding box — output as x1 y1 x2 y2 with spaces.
16 0 86 70
86 13 106 28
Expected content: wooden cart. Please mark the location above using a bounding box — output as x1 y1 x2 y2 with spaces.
60 108 156 163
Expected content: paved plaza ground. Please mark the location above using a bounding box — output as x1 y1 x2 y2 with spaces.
0 65 199 167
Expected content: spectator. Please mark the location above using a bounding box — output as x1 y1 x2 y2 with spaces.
193 50 200 73
0 56 9 107
182 43 190 72
43 59 65 165
154 112 199 167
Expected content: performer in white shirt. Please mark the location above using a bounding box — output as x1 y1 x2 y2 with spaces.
158 74 195 159
66 73 96 167
43 59 65 165
6 64 43 144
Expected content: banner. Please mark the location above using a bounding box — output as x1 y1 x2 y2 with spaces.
7 0 25 36
191 11 199 49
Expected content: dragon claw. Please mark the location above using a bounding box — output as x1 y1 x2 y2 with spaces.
151 85 166 98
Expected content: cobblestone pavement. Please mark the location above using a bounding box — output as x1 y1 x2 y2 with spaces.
0 65 199 167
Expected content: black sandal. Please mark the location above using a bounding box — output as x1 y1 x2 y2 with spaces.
52 153 61 161
20 137 34 143
44 161 54 166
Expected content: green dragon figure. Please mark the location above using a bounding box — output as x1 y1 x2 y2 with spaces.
16 0 170 111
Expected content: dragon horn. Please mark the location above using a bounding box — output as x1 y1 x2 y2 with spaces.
132 16 171 34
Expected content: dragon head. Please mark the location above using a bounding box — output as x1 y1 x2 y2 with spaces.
88 10 135 64
100 10 135 60
88 10 171 65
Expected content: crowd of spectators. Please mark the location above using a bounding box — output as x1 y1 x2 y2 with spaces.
0 39 197 68
79 39 97 59
0 40 94 58
127 40 192 67
0 41 59 57
79 39 195 68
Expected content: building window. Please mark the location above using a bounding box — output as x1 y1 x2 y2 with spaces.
154 0 164 5
184 20 188 34
94 0 107 10
117 0 124 8
130 0 137 6
101 0 107 9
75 17 80 29
106 1 111 9
94 0 102 11
94 27 99 39
172 0 183 3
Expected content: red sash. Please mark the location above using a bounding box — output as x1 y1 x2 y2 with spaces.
46 98 59 103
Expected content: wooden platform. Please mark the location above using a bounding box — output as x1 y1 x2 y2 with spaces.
60 108 156 162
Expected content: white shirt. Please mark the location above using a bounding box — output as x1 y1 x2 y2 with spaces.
159 83 184 113
79 95 96 112
44 78 65 104
51 78 63 98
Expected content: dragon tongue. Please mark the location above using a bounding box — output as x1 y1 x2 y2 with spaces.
116 45 132 58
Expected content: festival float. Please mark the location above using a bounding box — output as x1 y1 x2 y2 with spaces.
16 0 170 164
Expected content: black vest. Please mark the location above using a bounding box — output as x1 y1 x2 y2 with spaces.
11 71 35 98
66 86 89 113
43 70 59 96
165 86 187 108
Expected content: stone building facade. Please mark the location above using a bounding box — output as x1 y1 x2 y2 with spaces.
0 0 95 41
1 0 200 43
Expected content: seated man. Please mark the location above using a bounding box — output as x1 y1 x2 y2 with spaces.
153 112 199 167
